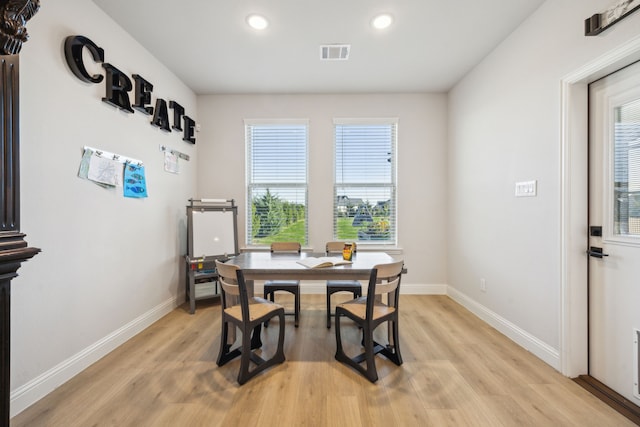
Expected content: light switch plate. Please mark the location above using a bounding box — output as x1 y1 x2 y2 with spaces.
515 180 537 197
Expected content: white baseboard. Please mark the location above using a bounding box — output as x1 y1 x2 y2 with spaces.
10 296 181 418
447 286 560 370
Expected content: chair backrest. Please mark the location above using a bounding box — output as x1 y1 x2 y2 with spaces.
270 242 301 253
215 260 250 318
365 260 404 317
325 241 357 255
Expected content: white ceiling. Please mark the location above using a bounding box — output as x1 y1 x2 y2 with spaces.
92 0 545 95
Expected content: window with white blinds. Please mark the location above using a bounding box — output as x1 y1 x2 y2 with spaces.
334 119 397 244
245 120 308 246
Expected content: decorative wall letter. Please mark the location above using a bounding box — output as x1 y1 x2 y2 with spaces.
132 74 154 115
183 116 196 144
64 35 104 83
169 101 184 131
64 34 196 143
102 63 134 113
151 99 171 131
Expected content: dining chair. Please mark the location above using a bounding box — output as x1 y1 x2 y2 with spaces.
263 241 302 327
325 241 362 329
215 260 286 385
334 260 404 383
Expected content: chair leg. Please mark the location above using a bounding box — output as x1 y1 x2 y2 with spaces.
217 318 241 366
334 310 345 359
216 318 230 366
237 323 254 385
326 291 332 329
237 311 286 385
274 310 286 363
334 309 382 383
251 323 263 349
294 288 300 327
362 325 379 383
263 289 272 327
380 318 403 366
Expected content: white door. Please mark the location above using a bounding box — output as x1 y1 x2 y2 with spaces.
588 60 640 404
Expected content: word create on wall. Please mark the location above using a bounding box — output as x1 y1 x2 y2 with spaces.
64 35 196 144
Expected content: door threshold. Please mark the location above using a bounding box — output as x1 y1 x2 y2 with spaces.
573 375 640 425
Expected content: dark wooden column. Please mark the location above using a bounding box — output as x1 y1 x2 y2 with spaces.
0 1 41 425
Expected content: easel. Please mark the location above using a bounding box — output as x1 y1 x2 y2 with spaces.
185 199 238 313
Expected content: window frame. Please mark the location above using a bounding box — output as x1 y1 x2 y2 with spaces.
245 119 309 247
333 118 398 246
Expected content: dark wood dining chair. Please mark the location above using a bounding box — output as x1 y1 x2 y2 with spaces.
263 241 302 327
334 260 404 383
215 260 286 385
325 241 362 329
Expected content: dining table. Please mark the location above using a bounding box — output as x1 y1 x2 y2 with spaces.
229 250 396 283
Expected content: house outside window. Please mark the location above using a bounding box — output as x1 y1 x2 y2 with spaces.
334 118 397 245
245 120 308 246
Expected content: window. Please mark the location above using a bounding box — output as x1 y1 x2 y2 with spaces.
245 120 308 246
613 98 640 236
334 119 397 244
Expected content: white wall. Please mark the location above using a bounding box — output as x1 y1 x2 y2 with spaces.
196 94 449 291
448 0 640 369
11 0 198 415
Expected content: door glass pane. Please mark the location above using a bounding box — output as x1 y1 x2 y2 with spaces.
614 98 640 236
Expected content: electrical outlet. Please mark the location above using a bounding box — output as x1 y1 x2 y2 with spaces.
480 278 486 292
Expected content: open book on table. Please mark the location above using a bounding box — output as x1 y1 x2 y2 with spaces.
296 257 353 269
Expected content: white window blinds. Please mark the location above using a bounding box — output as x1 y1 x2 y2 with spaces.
334 119 397 244
246 121 308 246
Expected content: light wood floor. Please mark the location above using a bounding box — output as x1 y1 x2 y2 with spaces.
12 295 635 426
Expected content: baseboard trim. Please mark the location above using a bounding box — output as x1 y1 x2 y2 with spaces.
447 286 560 370
10 296 180 418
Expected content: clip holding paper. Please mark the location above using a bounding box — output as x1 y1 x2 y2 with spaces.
159 144 190 161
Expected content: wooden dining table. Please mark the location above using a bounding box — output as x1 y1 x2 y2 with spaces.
229 250 396 283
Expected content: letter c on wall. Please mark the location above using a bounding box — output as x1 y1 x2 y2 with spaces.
64 35 105 83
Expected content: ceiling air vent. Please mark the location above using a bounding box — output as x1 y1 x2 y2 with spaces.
320 44 350 60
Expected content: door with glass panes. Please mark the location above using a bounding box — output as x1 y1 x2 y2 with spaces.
588 60 640 404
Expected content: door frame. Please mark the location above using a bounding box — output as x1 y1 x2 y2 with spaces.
560 34 640 377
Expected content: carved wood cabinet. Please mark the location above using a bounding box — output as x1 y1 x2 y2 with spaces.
0 1 42 424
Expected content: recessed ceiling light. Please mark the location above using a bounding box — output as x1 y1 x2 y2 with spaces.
372 13 393 30
247 14 268 30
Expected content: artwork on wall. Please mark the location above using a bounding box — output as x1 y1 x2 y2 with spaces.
159 144 189 174
123 163 148 198
78 146 147 198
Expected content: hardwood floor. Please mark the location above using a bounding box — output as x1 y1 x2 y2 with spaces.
12 295 636 426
